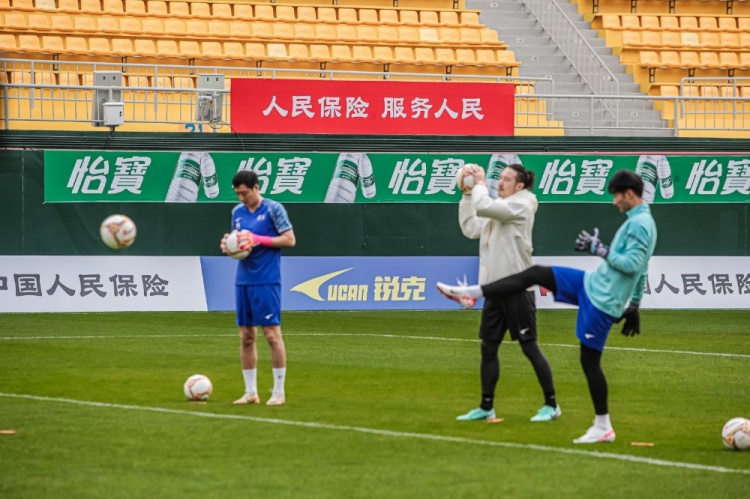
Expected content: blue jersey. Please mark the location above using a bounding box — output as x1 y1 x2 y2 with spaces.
584 203 657 317
231 198 292 285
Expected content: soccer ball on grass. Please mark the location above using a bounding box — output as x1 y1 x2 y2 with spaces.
722 417 750 450
100 214 137 249
184 374 213 401
223 230 253 260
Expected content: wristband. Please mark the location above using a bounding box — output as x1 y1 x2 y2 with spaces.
253 234 274 247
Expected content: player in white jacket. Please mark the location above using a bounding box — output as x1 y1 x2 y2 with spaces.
453 163 560 423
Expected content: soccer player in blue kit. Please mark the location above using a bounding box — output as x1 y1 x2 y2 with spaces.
221 170 296 406
438 170 657 443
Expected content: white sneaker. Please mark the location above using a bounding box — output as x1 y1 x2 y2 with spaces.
436 282 476 310
573 424 616 444
233 393 260 405
266 394 285 406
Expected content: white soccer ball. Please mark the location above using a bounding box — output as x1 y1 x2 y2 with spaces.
454 164 477 191
99 214 137 249
184 374 213 401
722 417 750 450
224 230 253 260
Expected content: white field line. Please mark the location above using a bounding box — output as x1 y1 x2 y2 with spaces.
1 392 748 476
1 332 749 359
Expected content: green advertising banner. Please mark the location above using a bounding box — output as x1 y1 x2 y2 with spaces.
44 151 750 203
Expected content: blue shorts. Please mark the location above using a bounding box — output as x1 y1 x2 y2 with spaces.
235 283 281 327
551 266 617 352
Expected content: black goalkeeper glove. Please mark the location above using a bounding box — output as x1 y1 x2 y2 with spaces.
574 228 609 258
616 304 640 337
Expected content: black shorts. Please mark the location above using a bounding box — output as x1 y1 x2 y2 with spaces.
479 291 537 343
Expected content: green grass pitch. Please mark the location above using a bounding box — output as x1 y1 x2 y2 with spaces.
1 310 748 498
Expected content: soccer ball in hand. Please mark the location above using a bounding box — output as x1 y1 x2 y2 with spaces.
184 374 213 401
100 214 137 249
224 230 253 260
454 164 477 191
722 417 750 450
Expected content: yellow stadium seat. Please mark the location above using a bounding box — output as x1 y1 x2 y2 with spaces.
440 12 460 27
141 18 163 34
111 37 133 56
40 35 63 54
475 48 495 65
719 52 740 70
3 13 26 29
359 9 378 24
73 16 97 33
266 43 287 60
336 24 357 42
201 41 223 59
272 22 293 39
309 44 330 62
253 21 272 38
680 51 700 70
57 0 78 12
681 31 700 47
496 49 519 73
128 75 150 88
660 16 680 30
97 16 120 34
372 46 394 65
338 8 358 24
455 48 477 66
740 32 750 47
661 31 681 47
316 23 336 40
228 21 250 38
601 15 620 30
620 15 639 30
276 5 295 22
50 14 75 32
350 45 371 62
88 37 110 56
119 17 141 34
103 0 123 14
234 5 253 20
178 40 200 60
156 39 179 58
700 32 721 48
681 17 698 30
28 13 52 31
419 27 438 42
639 31 660 48
10 71 32 84
641 16 659 29
378 25 398 42
380 10 399 25
125 0 146 15
36 0 56 10
153 76 171 88
414 47 435 65
223 42 244 59
660 51 681 68
439 27 460 43
435 47 456 65
80 0 102 14
294 23 315 40
400 10 420 26
737 17 750 31
357 25 378 42
330 44 353 63
65 36 89 55
318 8 336 23
164 19 185 35
170 2 189 18
212 4 232 20
719 32 740 49
0 34 16 51
245 42 265 62
480 29 499 44
420 11 439 25
147 1 168 17
718 17 737 31
699 51 721 70
132 38 156 57
398 26 419 42
186 20 208 37
208 20 229 38
460 28 481 44
191 2 211 19
254 5 274 21
699 17 718 30
288 43 310 62
58 72 80 87
461 12 480 26
297 7 317 23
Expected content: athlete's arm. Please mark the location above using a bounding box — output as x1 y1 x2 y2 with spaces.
472 185 528 223
605 225 651 276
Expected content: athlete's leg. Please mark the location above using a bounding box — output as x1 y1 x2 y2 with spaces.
580 343 608 415
482 265 557 297
521 340 556 408
480 339 501 411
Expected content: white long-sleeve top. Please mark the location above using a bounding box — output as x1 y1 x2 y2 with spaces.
458 184 538 285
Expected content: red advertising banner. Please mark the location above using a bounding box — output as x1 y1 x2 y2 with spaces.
231 79 514 136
